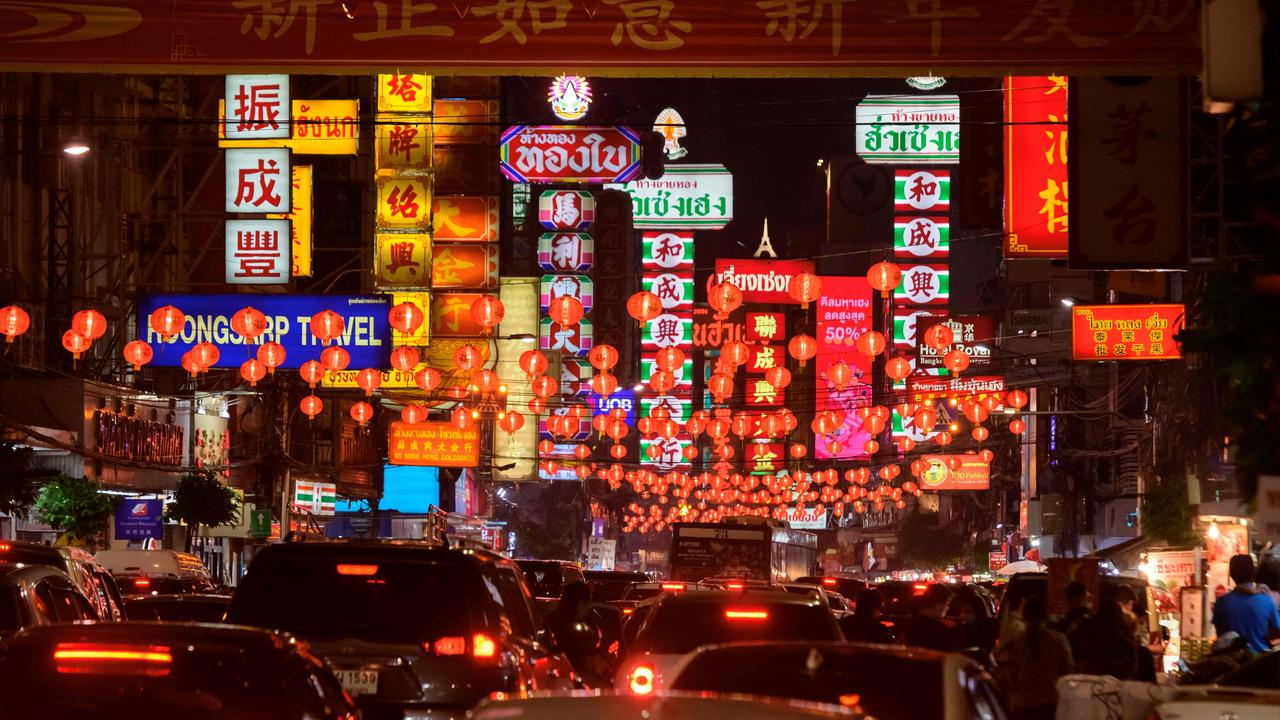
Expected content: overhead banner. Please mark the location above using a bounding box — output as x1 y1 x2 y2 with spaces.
499 126 641 184
1 4 1198 74
1070 77 1187 270
713 259 817 305
389 421 481 468
815 276 873 461
1005 76 1069 258
918 455 991 491
856 95 960 164
1070 304 1185 361
606 164 733 229
138 294 391 369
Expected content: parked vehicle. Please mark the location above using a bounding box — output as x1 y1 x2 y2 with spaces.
123 594 232 623
0 621 359 719
669 641 1009 720
0 562 99 637
0 541 125 621
95 549 217 595
226 541 576 719
796 576 867 600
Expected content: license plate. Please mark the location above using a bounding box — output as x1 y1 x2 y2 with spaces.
336 669 378 696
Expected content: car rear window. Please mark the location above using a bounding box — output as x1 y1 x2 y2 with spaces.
636 601 838 654
0 638 292 719
125 599 230 623
116 577 192 595
228 557 470 643
0 587 20 634
519 563 565 598
672 647 945 720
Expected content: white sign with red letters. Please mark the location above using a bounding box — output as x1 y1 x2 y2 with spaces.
226 219 291 285
224 74 290 140
226 147 291 214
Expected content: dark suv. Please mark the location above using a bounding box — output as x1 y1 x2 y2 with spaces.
225 541 575 720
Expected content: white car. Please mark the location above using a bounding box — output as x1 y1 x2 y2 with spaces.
667 640 1009 720
615 590 843 696
1152 649 1280 720
472 691 866 720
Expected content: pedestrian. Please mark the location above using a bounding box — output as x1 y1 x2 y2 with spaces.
1003 596 1074 720
842 588 896 644
1074 598 1144 679
1212 554 1280 654
1255 557 1280 608
1050 581 1093 649
904 584 961 652
546 581 609 682
998 593 1028 648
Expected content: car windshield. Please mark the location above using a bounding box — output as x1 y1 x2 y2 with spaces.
125 599 230 623
519 563 565 599
624 586 663 601
672 645 945 720
228 557 469 643
636 601 838 654
0 638 293 719
584 572 648 601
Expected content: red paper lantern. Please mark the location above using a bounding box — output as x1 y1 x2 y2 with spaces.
310 310 345 345
867 261 902 298
964 403 990 424
708 373 734 399
519 349 549 378
610 444 627 459
192 341 220 369
1006 389 1029 410
590 372 618 396
531 375 559 398
256 342 285 373
230 306 269 340
240 358 266 386
627 291 663 324
355 368 382 396
854 330 886 357
388 301 425 335
1008 418 1027 435
401 404 426 425
453 344 484 371
180 351 201 377
548 295 584 327
766 366 791 390
473 369 500 394
300 395 323 420
922 323 954 351
499 411 525 435
978 449 995 463
588 344 619 371
707 282 744 317
885 355 912 381
320 345 350 375
72 309 107 341
0 305 30 343
942 348 970 373
972 426 990 442
299 359 325 388
722 341 750 367
788 334 817 365
122 339 153 371
148 305 185 342
788 272 822 308
653 346 685 372
350 401 374 426
790 443 807 459
414 367 442 392
470 295 505 333
825 360 853 390
390 346 421 372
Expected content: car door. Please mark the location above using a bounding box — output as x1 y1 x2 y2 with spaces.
494 564 576 690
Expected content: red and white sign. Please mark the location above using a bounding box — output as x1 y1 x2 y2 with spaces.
895 169 950 212
560 359 593 396
499 125 642 184
1070 304 1185 361
643 231 694 270
816 276 873 461
226 147 291 214
537 233 594 273
918 455 991 491
893 264 949 306
539 317 592 356
1005 76 1068 258
540 274 594 313
538 190 595 230
713 259 817 304
224 74 289 140
226 219 290 284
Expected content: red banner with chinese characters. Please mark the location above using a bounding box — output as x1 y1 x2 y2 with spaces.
1005 76 1069 258
0 3 1198 74
388 421 480 467
1070 304 1185 361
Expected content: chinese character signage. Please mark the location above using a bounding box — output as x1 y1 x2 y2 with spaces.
538 233 594 273
434 99 499 145
389 421 480 467
137 294 392 369
540 317 593 355
894 264 950 305
1070 77 1187 270
744 312 784 344
432 244 499 289
267 165 312 278
894 216 950 259
219 99 359 154
499 125 642 184
225 147 291 213
918 455 991 491
643 231 694 270
713 259 817 305
433 196 500 242
538 190 595 230
895 169 950 212
816 276 873 460
375 233 431 288
642 313 693 349
375 176 431 229
1070 304 1185 361
1005 76 1069 257
917 315 995 369
225 74 289 140
375 116 432 173
226 219 290 284
606 164 733 229
431 293 489 337
856 95 960 164
377 73 431 113
540 274 594 313
642 273 694 310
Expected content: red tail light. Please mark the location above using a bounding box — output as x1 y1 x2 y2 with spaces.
432 636 466 656
821 578 838 587
660 582 685 591
913 583 928 594
725 609 769 620
627 664 655 695
336 564 378 576
472 633 497 659
0 542 10 551
726 582 745 590
133 578 151 587
54 643 172 676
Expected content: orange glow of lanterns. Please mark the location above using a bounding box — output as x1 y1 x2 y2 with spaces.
300 395 323 420
310 310 345 345
320 345 350 375
355 368 382 396
72 309 107 342
257 342 285 373
469 295 504 333
0 305 30 343
548 295 584 327
414 367 442 392
122 339 153 371
148 305 185 342
453 344 484 371
627 291 663 324
519 349 548 378
867 261 902 297
299 360 325 387
922 323 954 351
239 358 266 386
589 344 619 371
350 401 374 426
942 348 970 373
854 330 886 357
230 306 269 340
788 334 817 366
390 346 421 372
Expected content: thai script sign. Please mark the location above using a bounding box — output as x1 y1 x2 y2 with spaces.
816 276 873 461
918 455 990 491
218 99 359 155
856 95 960 164
388 421 481 468
907 375 1006 401
713 259 816 305
499 125 641 184
1070 304 1185 361
606 164 733 229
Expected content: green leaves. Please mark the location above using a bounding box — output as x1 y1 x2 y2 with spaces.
166 470 239 529
34 475 114 543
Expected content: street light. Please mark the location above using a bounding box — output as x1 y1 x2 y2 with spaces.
62 140 90 156
1059 297 1076 308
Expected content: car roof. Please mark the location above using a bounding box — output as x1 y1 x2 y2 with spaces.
686 639 952 664
0 562 74 585
251 539 509 565
472 691 860 720
123 594 232 604
5 621 293 651
515 558 580 567
655 589 821 608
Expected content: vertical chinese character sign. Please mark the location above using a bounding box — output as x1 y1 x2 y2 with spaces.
374 73 434 293
225 74 289 141
223 75 292 286
1005 76 1068 258
639 230 695 470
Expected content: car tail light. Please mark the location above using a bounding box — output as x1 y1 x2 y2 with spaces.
432 636 466 656
726 582 745 590
472 633 497 659
0 542 9 551
913 583 928 594
336 563 379 576
622 608 634 615
660 582 685 591
53 643 172 676
133 578 151 587
821 578 838 587
627 664 655 695
725 609 768 620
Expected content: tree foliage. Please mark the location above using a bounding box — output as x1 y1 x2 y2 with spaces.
0 440 47 517
166 470 239 530
34 474 115 544
1142 474 1197 546
896 510 968 570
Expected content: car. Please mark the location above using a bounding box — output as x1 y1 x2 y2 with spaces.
472 691 866 720
782 583 849 618
516 559 587 609
616 589 844 696
225 541 576 719
123 594 232 623
95 549 218 594
668 641 1009 720
701 577 775 590
0 562 99 637
873 581 998 652
796 576 867 600
0 621 359 719
620 580 718 603
1151 648 1280 720
114 573 217 597
0 541 126 621
583 570 653 601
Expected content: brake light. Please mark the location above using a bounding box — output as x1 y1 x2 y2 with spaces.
726 582 745 590
472 633 497 658
53 643 172 676
660 582 685 591
432 636 466 656
0 543 9 551
336 564 378 576
133 578 151 587
839 694 861 708
622 608 634 615
821 578 838 587
725 609 769 620
628 664 655 695
913 583 928 594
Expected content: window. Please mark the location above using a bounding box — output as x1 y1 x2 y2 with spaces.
0 587 22 633
43 580 97 622
491 567 537 638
